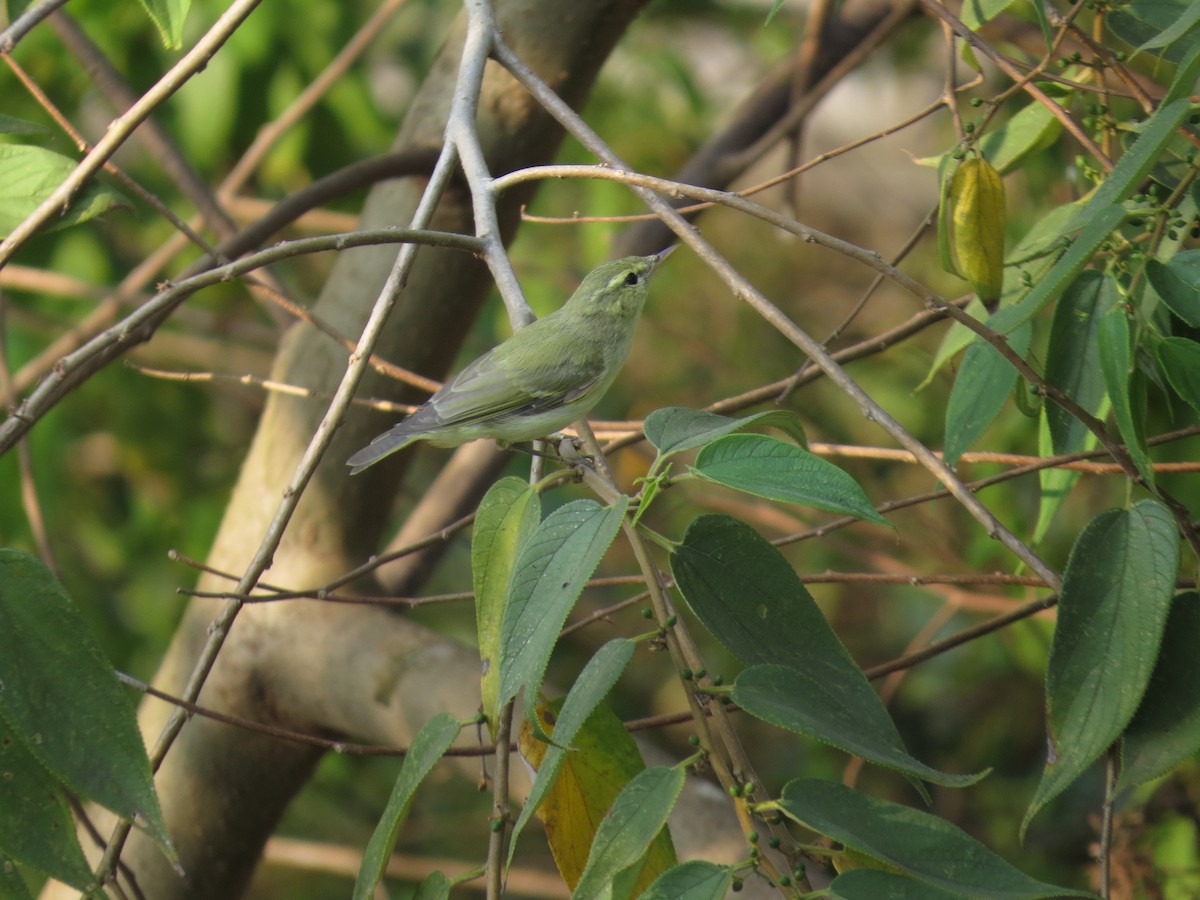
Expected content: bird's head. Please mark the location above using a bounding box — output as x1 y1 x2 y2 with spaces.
565 245 675 319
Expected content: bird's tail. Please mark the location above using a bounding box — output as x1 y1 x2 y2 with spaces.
346 427 416 475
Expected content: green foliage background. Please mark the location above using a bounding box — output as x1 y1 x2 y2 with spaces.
2 0 1200 897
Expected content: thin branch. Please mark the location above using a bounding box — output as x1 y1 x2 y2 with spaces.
8 148 445 399
93 148 467 886
577 426 804 887
449 1 529 330
918 0 1112 170
864 592 1059 679
220 0 410 196
0 0 70 53
490 163 1061 590
1098 748 1116 899
2 52 218 257
50 13 241 246
0 228 480 455
0 0 267 267
0 294 60 577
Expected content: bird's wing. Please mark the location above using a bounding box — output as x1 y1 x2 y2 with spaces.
428 342 606 427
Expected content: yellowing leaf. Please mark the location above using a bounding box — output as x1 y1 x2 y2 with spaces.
831 847 905 877
948 157 1007 303
519 700 676 893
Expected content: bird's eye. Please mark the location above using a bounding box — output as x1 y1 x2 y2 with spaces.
623 272 640 286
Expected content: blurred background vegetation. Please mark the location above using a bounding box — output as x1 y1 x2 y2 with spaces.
3 0 1198 896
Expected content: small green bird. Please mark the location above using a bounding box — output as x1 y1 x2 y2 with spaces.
347 246 674 474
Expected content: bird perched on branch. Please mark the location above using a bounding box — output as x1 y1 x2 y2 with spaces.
347 246 675 474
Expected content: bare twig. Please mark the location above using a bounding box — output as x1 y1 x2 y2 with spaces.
0 228 480 455
488 156 1061 589
0 0 267 267
0 0 70 53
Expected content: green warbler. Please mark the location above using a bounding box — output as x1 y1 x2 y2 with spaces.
347 246 674 474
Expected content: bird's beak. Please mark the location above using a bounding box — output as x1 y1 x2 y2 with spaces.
652 244 678 267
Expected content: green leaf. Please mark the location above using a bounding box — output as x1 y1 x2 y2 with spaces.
978 101 1063 177
135 0 190 49
990 97 1191 335
473 477 541 723
0 860 34 900
412 871 451 900
1044 272 1116 454
1098 305 1155 486
1006 198 1087 265
1118 592 1200 792
691 435 887 525
643 407 806 459
986 205 1126 335
498 498 628 708
0 549 173 857
936 153 958 278
1034 414 1097 545
1157 337 1200 413
734 665 982 788
1140 6 1200 50
0 115 48 136
943 322 1031 467
1146 252 1200 326
671 516 981 788
519 699 673 894
1026 501 1179 833
0 720 100 896
571 766 685 900
918 298 1001 392
509 639 635 865
669 515 846 673
961 0 1017 32
1109 0 1200 60
1029 0 1054 48
0 145 126 238
352 713 461 900
1072 98 1192 216
1162 39 1200 103
639 860 733 900
831 869 968 900
778 779 1096 899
